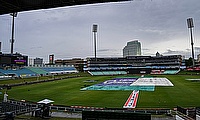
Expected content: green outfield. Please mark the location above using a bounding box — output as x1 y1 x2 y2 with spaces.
1 73 200 109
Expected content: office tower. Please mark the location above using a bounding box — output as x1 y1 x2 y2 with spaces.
123 40 141 57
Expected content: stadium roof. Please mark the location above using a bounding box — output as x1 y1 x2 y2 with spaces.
0 0 129 15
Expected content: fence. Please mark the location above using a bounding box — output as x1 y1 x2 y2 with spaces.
1 100 199 120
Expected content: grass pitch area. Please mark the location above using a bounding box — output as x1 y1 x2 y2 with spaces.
1 74 200 109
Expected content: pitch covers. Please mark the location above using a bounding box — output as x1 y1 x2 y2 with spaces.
123 90 139 108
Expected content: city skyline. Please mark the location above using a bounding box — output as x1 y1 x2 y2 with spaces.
0 0 200 62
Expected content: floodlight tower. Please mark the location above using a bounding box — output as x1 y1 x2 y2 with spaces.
92 24 98 61
10 12 17 54
187 18 195 67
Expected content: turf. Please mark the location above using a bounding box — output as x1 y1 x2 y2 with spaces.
1 74 200 109
138 75 200 108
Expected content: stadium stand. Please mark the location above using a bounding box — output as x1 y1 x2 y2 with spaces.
85 55 184 75
151 70 165 74
0 65 78 79
26 67 48 75
41 66 77 74
0 68 36 78
0 72 5 76
0 72 12 80
88 71 104 76
163 70 180 74
89 71 127 76
151 69 180 75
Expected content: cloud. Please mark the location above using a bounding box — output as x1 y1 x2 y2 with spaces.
161 48 200 59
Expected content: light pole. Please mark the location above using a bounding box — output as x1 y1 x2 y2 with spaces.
10 12 17 54
92 24 98 61
187 18 195 67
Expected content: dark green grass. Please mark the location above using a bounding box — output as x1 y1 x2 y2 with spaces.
1 74 200 109
2 76 130 108
138 75 200 108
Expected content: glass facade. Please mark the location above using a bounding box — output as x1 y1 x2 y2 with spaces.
123 40 141 57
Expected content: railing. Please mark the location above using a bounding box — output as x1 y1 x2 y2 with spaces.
1 99 199 120
1 100 172 115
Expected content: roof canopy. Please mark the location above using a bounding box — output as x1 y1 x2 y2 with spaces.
0 0 128 15
37 99 54 104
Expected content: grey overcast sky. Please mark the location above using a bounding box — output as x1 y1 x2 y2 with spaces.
0 0 200 62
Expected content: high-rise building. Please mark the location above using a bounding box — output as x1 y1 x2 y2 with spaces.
28 58 34 66
123 40 141 57
34 58 43 65
49 54 54 64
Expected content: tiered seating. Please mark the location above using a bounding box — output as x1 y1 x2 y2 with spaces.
0 68 36 77
0 65 78 79
0 71 12 79
151 70 165 74
0 72 5 76
89 71 127 76
151 69 180 74
27 67 48 75
41 66 77 73
89 71 104 75
118 71 127 74
163 70 179 74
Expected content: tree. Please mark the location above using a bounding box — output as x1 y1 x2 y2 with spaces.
185 57 193 67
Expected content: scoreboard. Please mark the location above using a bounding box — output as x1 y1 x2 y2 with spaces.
0 53 28 67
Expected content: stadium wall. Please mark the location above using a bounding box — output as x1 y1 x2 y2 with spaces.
128 68 151 74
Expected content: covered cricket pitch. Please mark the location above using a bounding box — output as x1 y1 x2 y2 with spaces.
1 74 200 108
